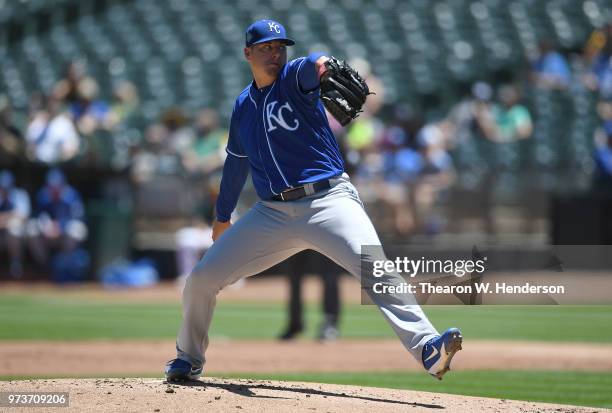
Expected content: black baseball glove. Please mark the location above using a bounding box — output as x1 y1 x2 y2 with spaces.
320 57 372 126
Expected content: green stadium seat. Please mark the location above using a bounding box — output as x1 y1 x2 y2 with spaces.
3 0 612 179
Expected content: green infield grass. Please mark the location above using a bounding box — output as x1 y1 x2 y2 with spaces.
219 370 612 409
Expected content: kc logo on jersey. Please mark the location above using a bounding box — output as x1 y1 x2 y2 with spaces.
268 22 281 33
266 101 299 132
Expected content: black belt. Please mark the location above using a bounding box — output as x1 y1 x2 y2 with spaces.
271 179 332 202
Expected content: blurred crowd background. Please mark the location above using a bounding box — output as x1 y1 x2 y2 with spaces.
1 0 612 282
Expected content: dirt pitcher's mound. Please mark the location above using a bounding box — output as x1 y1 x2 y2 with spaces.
0 378 604 413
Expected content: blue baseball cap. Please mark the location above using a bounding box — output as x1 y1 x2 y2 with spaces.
245 19 295 48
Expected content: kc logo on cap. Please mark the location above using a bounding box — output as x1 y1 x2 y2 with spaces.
245 19 295 47
268 22 281 33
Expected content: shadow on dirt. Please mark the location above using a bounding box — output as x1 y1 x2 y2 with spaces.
164 379 445 408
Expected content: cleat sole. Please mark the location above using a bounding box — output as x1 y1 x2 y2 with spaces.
433 332 463 380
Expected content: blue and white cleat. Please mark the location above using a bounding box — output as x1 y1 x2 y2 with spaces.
164 358 203 382
422 328 463 380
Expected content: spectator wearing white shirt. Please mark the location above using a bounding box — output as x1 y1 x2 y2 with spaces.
25 96 80 164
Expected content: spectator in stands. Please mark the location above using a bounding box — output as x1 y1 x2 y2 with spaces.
28 168 87 270
475 84 533 143
131 122 184 184
375 108 423 236
583 22 612 63
0 170 31 278
470 85 532 236
25 95 80 164
412 119 456 234
106 81 140 129
52 61 93 105
70 78 111 136
380 140 422 236
380 105 424 152
0 95 25 164
530 39 572 90
160 107 195 155
449 81 494 143
593 118 612 191
180 108 227 177
597 96 612 123
344 115 385 175
419 120 456 176
584 25 612 98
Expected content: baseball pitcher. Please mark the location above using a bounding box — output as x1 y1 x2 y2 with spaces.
165 19 462 382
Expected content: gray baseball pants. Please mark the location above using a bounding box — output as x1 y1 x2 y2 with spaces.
176 174 439 369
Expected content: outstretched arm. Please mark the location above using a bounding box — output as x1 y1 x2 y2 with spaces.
297 53 329 92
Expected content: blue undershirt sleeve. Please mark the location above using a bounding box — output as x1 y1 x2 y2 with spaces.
297 52 326 93
216 102 249 222
215 154 249 222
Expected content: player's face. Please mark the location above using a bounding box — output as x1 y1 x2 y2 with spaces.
245 40 288 79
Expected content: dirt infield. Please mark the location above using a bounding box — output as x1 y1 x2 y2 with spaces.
1 339 612 377
0 378 605 413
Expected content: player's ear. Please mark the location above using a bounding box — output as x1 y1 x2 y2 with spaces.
244 47 251 61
